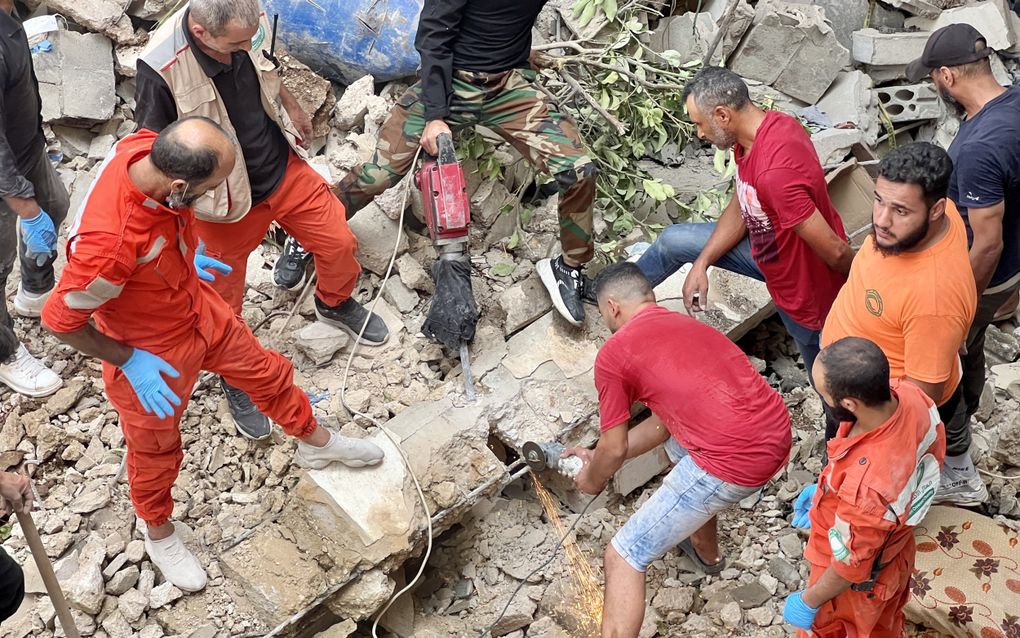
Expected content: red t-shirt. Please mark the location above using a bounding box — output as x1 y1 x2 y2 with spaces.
594 305 792 487
734 110 848 330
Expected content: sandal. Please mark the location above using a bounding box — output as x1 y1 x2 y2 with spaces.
678 538 727 574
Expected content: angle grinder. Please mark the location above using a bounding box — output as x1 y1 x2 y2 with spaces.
522 441 584 478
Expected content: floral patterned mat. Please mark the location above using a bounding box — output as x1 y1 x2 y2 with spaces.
906 505 1020 638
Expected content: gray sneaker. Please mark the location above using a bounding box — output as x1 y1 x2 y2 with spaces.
314 297 389 346
294 430 384 469
934 454 988 507
220 378 272 440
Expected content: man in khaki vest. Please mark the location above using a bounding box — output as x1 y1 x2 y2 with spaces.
135 0 387 440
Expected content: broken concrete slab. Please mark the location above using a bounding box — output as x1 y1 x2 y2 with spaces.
498 275 554 336
728 0 850 104
613 445 671 496
44 0 135 43
851 28 930 66
811 127 865 167
932 0 1018 52
881 0 942 18
348 203 409 275
874 83 941 122
815 70 880 144
647 3 753 64
33 30 116 125
502 312 602 380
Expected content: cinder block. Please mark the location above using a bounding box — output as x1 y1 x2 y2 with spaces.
729 0 849 104
874 84 941 122
32 30 116 124
852 28 930 66
613 444 672 497
816 70 879 144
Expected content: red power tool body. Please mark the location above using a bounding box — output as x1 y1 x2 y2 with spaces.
414 133 471 255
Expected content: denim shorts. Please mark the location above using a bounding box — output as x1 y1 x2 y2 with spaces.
611 439 763 572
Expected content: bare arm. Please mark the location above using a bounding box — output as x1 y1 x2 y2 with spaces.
801 565 852 609
572 425 629 495
967 203 1005 295
625 413 670 458
903 377 945 406
792 211 854 275
46 323 132 367
685 193 748 312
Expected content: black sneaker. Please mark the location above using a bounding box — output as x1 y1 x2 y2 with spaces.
314 297 390 346
273 235 313 291
536 256 586 326
581 273 597 306
220 378 272 440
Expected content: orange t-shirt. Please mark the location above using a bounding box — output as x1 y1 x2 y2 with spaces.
822 202 977 405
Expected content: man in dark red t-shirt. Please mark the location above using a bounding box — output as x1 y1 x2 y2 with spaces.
566 262 791 637
637 66 852 375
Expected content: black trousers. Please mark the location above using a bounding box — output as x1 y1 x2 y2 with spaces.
0 546 25 623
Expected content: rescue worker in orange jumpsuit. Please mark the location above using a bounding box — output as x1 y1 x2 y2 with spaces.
40 117 385 593
783 337 946 637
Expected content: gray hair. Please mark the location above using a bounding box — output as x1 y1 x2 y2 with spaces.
682 66 751 112
189 0 260 36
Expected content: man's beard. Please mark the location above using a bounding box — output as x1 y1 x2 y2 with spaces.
936 83 967 119
708 119 737 149
825 401 857 425
872 215 930 256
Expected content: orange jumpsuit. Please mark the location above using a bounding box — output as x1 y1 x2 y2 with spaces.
41 130 317 527
196 152 361 313
802 381 946 638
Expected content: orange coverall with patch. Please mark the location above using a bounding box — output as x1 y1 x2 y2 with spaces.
41 130 317 527
802 381 946 638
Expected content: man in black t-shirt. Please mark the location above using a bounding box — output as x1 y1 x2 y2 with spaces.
908 24 1020 506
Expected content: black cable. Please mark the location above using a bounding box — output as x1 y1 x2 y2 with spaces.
477 489 605 637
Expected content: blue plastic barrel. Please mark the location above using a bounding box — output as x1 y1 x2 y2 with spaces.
262 0 423 84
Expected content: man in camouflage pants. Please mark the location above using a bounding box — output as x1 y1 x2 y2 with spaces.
337 0 598 326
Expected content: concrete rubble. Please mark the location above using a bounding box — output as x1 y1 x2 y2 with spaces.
2 0 1019 637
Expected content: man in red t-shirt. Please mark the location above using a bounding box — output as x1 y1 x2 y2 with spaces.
566 262 791 637
636 66 853 375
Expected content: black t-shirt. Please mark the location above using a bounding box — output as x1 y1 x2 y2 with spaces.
0 8 45 199
948 84 1020 289
415 0 547 120
134 11 289 206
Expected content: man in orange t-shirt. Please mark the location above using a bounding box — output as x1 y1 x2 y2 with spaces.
822 143 976 465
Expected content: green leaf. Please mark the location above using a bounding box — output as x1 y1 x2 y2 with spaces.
506 229 520 250
572 0 592 19
579 0 597 27
490 263 514 277
603 0 618 21
642 179 664 201
714 148 727 175
602 71 619 85
658 49 684 67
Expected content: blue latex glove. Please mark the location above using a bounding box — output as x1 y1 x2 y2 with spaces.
792 484 818 529
194 243 232 282
19 211 57 267
120 349 181 419
783 591 819 630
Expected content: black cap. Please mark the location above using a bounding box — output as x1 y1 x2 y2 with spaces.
906 23 993 83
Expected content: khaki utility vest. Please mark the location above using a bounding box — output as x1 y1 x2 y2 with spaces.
139 6 307 223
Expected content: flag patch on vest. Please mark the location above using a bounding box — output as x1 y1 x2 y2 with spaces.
252 23 265 50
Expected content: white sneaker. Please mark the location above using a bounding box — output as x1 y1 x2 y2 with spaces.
13 286 49 318
294 431 384 469
934 453 989 507
0 343 62 397
145 528 208 592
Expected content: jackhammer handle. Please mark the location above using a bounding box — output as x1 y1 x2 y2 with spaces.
15 510 81 638
436 133 457 164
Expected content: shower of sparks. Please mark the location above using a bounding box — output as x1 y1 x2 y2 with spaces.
532 475 603 637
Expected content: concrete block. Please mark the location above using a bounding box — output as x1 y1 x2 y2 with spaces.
648 4 753 64
33 30 116 124
811 128 865 167
785 0 868 49
816 70 879 143
866 64 909 83
613 445 671 496
932 0 1017 52
852 28 930 66
729 0 849 103
882 0 942 18
874 83 941 122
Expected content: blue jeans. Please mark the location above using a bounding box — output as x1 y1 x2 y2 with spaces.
636 222 821 375
610 439 761 572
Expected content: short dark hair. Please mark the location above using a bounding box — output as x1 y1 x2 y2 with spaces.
593 261 653 302
682 66 751 112
818 337 892 407
878 142 953 208
150 116 224 183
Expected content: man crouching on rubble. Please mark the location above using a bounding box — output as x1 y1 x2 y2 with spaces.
40 118 384 593
565 262 791 637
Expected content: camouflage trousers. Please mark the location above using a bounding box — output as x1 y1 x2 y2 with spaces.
337 68 597 264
